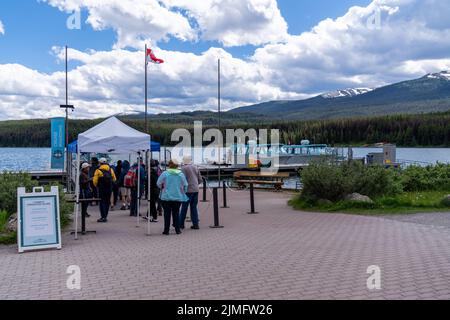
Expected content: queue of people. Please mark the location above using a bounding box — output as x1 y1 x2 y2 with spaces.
78 156 202 235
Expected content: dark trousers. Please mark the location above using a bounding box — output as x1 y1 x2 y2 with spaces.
162 201 182 233
149 197 158 219
80 189 90 217
130 187 138 216
112 184 119 206
99 193 111 219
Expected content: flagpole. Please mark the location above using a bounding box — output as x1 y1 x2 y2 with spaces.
145 44 148 134
65 46 69 188
218 58 221 186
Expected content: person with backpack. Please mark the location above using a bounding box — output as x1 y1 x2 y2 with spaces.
157 160 188 235
93 158 117 223
119 160 131 210
128 159 146 217
110 160 122 210
88 157 100 206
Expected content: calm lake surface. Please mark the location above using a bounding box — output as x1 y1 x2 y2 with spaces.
1 147 450 172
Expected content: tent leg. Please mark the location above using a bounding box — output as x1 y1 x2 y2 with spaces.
74 150 81 240
147 150 151 236
136 152 141 228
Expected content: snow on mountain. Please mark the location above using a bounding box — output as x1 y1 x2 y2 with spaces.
322 88 374 99
426 71 450 81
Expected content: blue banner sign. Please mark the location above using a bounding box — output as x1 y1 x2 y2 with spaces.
51 117 65 170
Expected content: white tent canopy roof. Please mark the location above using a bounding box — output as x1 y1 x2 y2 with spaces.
78 117 150 154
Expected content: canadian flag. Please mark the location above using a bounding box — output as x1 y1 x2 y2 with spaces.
146 48 164 64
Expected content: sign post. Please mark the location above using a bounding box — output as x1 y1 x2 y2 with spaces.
17 186 62 253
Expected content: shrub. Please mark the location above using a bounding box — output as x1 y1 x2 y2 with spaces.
401 164 450 192
0 173 72 244
300 161 402 202
0 172 38 216
0 210 9 232
442 196 450 208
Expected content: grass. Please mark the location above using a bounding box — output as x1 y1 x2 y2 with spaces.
289 191 450 215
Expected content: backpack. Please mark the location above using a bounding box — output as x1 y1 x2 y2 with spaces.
98 168 113 193
124 167 138 188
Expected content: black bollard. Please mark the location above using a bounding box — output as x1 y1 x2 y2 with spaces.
221 180 230 208
210 188 224 228
201 177 209 202
247 183 259 214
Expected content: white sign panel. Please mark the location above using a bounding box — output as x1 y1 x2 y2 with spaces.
17 186 62 253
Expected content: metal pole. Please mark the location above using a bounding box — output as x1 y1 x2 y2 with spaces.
221 180 229 208
74 149 80 239
145 44 148 134
201 177 209 202
65 45 70 190
147 150 151 236
217 58 222 188
248 183 259 214
136 153 141 227
210 187 223 228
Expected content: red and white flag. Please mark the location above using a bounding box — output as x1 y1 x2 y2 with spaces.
146 48 164 65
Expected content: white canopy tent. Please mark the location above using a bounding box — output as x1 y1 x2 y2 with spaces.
74 117 152 239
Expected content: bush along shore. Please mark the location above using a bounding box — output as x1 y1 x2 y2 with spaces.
0 172 72 245
290 162 450 214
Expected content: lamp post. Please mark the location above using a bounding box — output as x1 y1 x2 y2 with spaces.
60 46 75 190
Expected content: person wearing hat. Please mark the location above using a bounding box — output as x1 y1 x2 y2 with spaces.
80 162 92 219
179 155 203 230
93 158 117 223
157 160 188 235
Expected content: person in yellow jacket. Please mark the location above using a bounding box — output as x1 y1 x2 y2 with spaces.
93 158 117 223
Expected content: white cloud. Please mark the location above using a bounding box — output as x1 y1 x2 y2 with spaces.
0 20 4 35
1 0 450 120
43 0 197 48
161 0 289 46
252 0 450 93
0 47 299 120
43 0 288 48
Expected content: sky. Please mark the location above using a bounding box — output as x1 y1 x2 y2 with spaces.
0 0 449 120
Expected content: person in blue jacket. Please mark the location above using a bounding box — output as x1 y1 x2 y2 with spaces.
157 160 188 235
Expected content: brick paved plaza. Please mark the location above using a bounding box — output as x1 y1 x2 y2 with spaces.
1 189 450 300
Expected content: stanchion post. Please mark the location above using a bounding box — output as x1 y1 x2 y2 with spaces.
210 187 224 228
201 177 209 202
247 183 259 214
221 180 229 208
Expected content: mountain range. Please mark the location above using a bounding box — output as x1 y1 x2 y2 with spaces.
121 71 450 122
228 71 450 120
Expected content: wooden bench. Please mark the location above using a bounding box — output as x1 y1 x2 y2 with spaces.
233 171 290 191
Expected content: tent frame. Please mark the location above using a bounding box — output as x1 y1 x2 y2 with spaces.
73 118 152 239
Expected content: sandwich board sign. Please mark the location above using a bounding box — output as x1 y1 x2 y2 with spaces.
17 186 62 253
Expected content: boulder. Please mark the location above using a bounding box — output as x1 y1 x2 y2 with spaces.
6 213 17 233
442 195 450 207
345 193 374 204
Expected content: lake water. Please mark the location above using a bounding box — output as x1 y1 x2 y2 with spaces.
1 147 449 172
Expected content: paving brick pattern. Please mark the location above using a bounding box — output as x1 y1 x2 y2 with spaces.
1 189 450 300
